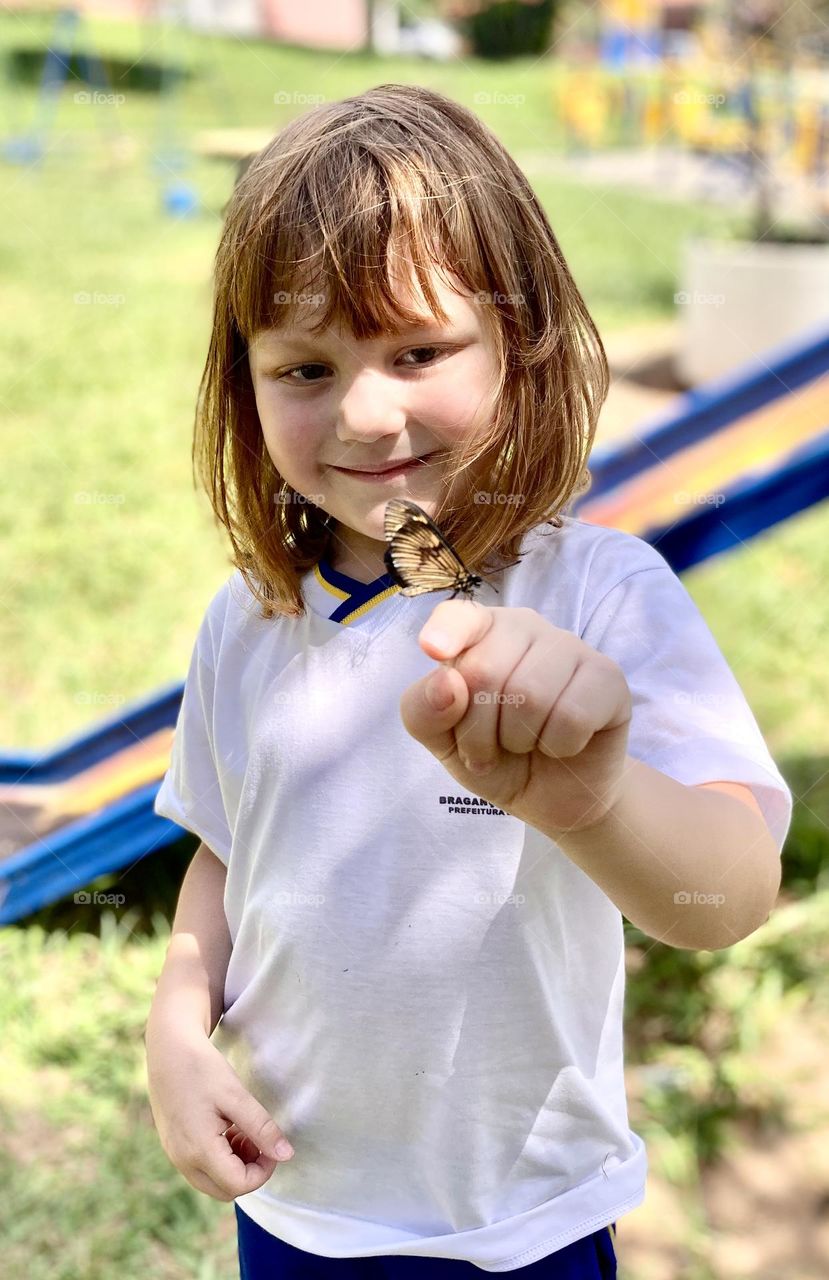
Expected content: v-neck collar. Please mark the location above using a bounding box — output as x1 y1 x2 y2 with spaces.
303 554 404 628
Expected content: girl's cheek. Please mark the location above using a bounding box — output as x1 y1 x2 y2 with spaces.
257 397 319 465
436 355 498 424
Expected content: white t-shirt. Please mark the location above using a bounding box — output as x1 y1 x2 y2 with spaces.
154 516 792 1272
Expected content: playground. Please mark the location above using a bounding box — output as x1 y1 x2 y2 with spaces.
1 3 828 1277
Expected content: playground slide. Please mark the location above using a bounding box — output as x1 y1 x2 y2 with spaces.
1 323 827 923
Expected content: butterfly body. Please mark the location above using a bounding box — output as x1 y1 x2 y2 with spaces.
383 499 488 601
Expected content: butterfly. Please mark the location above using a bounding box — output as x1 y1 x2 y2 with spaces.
383 499 503 602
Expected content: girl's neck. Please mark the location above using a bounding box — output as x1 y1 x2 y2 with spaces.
326 530 390 585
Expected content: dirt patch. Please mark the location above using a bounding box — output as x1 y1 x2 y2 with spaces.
617 1006 829 1279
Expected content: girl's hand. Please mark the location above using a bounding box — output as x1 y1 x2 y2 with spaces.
146 1023 295 1202
400 600 632 836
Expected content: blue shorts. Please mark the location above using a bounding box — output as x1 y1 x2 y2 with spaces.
234 1204 618 1278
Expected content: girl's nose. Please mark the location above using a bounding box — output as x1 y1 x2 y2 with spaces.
335 369 407 441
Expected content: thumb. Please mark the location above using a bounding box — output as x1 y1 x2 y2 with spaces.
223 1087 295 1162
399 661 469 758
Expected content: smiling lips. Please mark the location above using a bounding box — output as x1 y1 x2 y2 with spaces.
332 452 439 478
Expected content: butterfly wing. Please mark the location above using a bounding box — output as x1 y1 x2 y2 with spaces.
383 500 477 597
383 499 428 544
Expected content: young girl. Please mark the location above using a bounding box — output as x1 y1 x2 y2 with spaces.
145 84 792 1278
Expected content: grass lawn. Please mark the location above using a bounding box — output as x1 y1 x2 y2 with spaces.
1 18 827 1279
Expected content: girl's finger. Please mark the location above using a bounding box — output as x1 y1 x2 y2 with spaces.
450 625 533 771
498 640 582 756
222 1091 295 1161
187 1163 245 1203
224 1123 261 1163
200 1125 281 1198
538 657 629 759
418 598 493 660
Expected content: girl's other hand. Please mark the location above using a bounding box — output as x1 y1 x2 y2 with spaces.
146 1025 295 1202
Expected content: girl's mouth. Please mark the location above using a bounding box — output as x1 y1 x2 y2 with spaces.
331 453 439 481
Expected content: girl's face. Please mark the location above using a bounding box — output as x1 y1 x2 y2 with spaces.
247 265 500 582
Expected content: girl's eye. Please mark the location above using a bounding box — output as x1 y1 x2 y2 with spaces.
282 363 328 384
279 346 449 384
399 345 444 368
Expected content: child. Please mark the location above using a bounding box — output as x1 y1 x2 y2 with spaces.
145 84 792 1278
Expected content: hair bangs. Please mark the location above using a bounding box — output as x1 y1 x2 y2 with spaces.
229 149 478 348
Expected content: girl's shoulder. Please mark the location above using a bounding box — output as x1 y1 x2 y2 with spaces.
515 515 673 597
188 569 263 667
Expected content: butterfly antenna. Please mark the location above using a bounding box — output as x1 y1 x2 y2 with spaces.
482 556 524 596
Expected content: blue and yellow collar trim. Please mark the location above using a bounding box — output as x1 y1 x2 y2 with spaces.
314 556 401 625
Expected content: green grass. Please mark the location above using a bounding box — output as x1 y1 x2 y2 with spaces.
0 910 239 1280
1 18 827 1278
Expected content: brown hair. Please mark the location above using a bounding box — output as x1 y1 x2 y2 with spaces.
193 82 608 619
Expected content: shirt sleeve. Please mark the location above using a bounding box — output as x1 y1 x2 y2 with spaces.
579 558 793 856
153 606 234 866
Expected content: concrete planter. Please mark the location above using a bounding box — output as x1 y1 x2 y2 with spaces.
676 237 829 385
